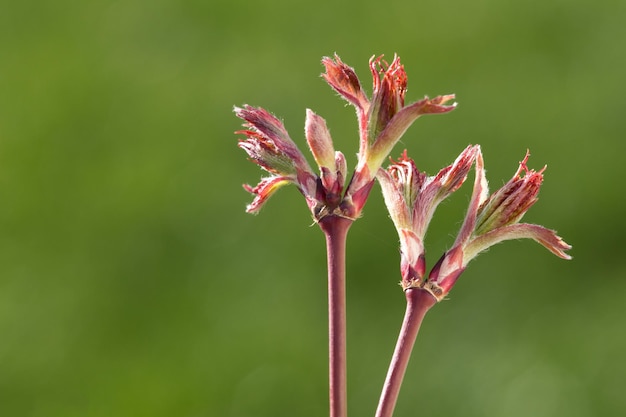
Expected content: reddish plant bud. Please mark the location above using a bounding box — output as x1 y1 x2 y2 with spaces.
322 54 369 111
427 149 571 300
378 146 478 285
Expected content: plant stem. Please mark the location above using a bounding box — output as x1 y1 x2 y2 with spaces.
319 215 353 417
375 288 437 417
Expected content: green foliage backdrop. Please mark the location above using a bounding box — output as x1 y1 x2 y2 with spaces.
1 0 624 416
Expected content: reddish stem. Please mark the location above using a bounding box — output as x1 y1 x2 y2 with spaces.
319 216 353 417
375 288 437 417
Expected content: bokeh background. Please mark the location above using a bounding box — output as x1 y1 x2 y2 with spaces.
1 0 625 416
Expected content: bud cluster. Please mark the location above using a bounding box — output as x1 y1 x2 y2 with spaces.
379 148 572 300
236 54 455 222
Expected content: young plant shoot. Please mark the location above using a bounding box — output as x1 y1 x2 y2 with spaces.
235 54 571 417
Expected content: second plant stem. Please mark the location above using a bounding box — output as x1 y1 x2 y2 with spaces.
320 215 352 417
375 288 438 417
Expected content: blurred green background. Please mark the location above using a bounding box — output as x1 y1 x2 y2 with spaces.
1 0 624 416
